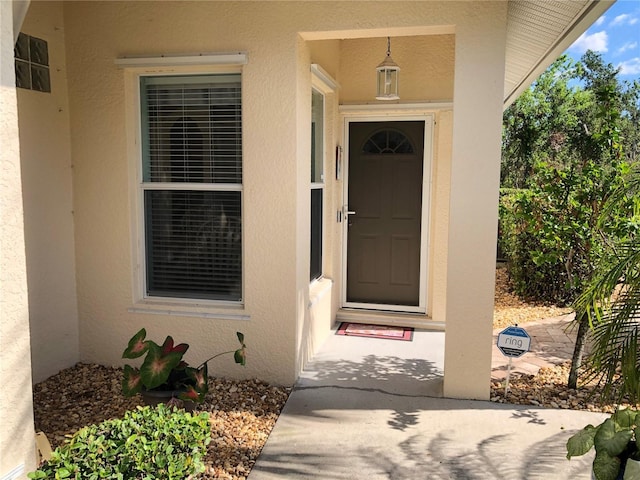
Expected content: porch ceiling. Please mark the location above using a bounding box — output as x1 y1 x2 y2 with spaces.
504 0 614 107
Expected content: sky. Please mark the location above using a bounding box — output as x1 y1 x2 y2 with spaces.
566 0 640 78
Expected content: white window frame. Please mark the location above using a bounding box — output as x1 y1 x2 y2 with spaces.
340 111 435 314
122 62 244 309
310 64 338 285
310 87 325 282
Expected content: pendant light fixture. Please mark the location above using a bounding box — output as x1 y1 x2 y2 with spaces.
376 37 400 101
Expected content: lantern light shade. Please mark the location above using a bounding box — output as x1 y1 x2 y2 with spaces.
376 37 400 101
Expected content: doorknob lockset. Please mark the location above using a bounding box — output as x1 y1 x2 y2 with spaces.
343 205 356 216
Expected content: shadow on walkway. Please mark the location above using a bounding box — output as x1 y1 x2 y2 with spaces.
249 322 603 480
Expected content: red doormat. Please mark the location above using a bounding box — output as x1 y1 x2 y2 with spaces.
336 322 414 341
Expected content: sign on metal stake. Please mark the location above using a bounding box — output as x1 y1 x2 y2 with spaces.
497 325 531 395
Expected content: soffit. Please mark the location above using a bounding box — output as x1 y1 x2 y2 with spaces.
504 0 614 106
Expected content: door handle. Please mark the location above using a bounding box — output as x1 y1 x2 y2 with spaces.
343 206 356 227
343 205 356 217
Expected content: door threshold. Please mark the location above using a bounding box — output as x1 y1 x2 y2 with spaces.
336 308 444 331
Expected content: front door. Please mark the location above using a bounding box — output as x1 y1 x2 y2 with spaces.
346 121 425 309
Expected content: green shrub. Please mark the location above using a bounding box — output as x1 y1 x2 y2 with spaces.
498 158 630 305
28 404 211 480
499 186 578 304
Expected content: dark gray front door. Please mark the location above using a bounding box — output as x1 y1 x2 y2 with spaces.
346 121 425 307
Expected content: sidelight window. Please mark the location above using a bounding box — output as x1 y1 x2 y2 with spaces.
310 88 324 281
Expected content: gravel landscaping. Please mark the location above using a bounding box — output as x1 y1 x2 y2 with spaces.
31 267 634 477
491 267 639 413
33 364 290 480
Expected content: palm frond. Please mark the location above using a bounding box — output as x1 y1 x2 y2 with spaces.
574 162 640 402
576 236 640 402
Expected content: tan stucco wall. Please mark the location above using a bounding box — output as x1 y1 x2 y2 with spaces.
443 2 508 399
429 109 453 323
64 1 305 385
58 1 506 394
298 40 342 371
339 35 454 104
309 39 341 82
303 41 343 367
18 1 79 384
295 36 313 375
1 1 38 476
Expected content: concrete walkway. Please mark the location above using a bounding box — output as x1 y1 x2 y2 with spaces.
249 322 604 479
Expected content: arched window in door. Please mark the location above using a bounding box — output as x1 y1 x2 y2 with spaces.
362 129 415 154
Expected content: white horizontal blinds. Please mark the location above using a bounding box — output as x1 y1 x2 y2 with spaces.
142 74 242 184
144 191 241 300
141 74 242 301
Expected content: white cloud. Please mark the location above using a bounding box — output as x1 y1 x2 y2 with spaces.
594 16 606 26
610 13 639 26
618 57 640 75
618 41 638 54
570 31 608 54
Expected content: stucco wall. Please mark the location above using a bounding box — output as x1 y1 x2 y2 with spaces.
295 36 313 375
64 1 304 385
298 40 342 372
443 2 508 399
429 109 453 323
60 1 505 392
1 1 38 476
339 35 454 104
309 39 343 350
18 0 79 384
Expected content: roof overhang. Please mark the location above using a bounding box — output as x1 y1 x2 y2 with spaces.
504 0 615 108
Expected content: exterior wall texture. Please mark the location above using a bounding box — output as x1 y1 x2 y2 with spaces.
307 40 342 366
444 2 508 399
18 0 79 384
339 35 454 104
34 1 505 395
64 1 306 385
60 1 468 387
1 1 38 476
0 0 603 473
429 110 453 323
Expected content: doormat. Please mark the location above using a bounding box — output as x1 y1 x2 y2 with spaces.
336 323 414 341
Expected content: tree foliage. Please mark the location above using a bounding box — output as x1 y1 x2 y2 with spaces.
500 50 640 390
573 164 640 402
500 52 638 305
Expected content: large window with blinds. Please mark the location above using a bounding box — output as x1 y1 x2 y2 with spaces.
140 74 242 302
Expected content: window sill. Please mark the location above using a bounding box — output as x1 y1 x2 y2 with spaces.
309 277 333 309
128 301 249 321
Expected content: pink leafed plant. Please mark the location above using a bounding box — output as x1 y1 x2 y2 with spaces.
122 328 246 403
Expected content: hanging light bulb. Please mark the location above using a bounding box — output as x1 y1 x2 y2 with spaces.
376 37 400 101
